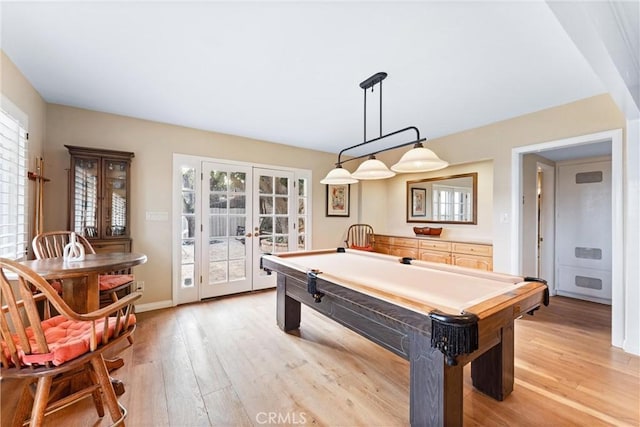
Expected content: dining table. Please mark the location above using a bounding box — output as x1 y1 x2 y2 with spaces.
20 251 147 313
18 251 147 395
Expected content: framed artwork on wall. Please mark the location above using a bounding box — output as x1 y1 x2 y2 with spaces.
411 188 427 217
326 184 350 217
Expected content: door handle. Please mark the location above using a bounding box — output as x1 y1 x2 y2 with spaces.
246 233 253 238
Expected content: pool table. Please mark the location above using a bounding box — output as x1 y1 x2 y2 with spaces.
261 248 548 427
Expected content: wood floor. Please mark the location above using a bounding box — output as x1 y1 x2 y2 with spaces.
1 292 638 426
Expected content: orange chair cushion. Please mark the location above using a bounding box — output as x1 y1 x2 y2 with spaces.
2 314 136 367
99 274 133 291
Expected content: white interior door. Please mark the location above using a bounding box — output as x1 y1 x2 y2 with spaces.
556 159 612 303
200 162 253 298
252 168 296 290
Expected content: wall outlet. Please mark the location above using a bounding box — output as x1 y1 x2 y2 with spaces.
136 281 144 292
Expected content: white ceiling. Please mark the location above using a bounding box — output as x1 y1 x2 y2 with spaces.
1 1 632 157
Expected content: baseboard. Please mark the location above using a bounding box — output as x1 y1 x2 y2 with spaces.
134 299 173 313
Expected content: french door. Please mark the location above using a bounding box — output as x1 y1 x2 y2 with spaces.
200 162 253 298
173 155 310 304
252 168 295 290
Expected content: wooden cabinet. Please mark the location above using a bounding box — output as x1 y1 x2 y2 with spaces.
66 145 135 253
374 235 418 258
374 234 493 271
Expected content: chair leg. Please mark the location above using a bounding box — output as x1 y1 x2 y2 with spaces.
11 381 34 427
87 365 106 417
29 376 53 427
90 355 124 425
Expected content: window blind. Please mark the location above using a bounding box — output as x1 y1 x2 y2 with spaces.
0 107 28 259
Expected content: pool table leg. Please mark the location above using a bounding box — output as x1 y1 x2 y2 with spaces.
410 331 464 427
277 275 301 331
471 321 515 400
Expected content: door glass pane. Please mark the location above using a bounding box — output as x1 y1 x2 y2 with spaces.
259 196 273 214
209 216 227 238
275 197 288 214
298 235 305 250
275 177 288 195
259 176 273 193
230 172 246 192
229 259 246 281
180 166 196 290
275 217 288 234
229 194 246 213
298 178 306 196
259 236 273 253
259 217 273 234
181 263 194 288
274 236 289 253
298 198 306 214
210 171 228 191
209 261 227 283
209 238 227 262
210 194 228 213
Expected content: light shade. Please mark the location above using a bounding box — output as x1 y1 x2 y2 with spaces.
320 166 358 184
391 146 449 173
351 157 396 180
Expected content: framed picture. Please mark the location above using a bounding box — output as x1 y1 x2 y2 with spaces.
411 188 427 217
326 184 350 217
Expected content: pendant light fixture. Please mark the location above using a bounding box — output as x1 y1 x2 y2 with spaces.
321 72 448 185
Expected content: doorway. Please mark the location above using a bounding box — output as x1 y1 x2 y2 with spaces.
512 129 623 347
172 154 311 304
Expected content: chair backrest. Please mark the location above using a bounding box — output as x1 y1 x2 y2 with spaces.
345 224 375 250
0 258 139 371
32 231 97 259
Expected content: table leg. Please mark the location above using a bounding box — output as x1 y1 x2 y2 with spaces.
61 272 99 313
410 331 463 427
276 275 301 331
471 321 514 400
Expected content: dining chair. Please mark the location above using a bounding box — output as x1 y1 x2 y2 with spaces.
0 257 141 427
32 231 135 306
344 224 375 251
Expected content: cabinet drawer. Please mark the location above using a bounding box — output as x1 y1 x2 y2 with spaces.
419 240 451 252
389 247 419 258
390 237 418 249
452 254 493 271
374 244 391 255
374 235 392 245
91 239 132 254
452 242 492 257
419 250 452 264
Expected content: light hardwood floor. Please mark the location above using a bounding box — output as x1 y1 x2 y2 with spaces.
1 292 638 426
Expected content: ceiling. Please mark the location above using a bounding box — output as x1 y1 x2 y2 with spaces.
1 1 635 158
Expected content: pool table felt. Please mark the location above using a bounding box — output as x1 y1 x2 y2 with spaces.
268 249 537 316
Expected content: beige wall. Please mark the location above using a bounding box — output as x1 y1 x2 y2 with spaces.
44 104 352 304
369 94 625 272
1 51 47 256
362 160 493 242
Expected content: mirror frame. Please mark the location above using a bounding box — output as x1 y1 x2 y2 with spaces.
406 172 478 224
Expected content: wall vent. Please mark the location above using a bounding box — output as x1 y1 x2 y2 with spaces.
575 275 602 290
575 171 603 184
575 247 602 260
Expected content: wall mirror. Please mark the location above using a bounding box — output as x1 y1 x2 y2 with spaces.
406 172 477 224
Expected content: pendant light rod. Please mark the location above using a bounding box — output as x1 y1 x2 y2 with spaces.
321 71 447 184
336 126 425 166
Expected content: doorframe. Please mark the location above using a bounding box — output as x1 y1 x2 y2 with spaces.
171 153 312 306
536 162 555 293
510 129 623 348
